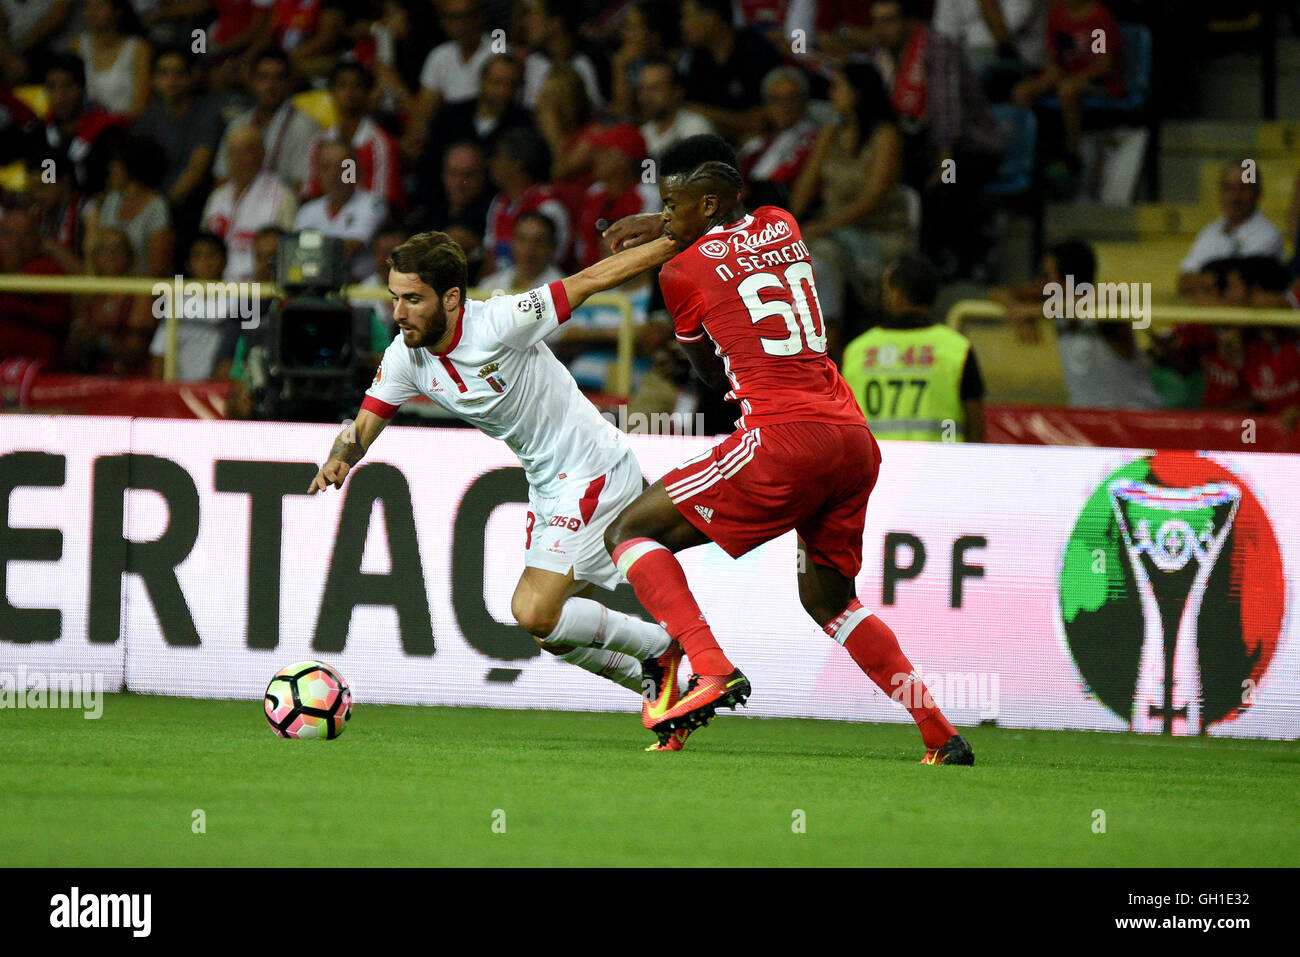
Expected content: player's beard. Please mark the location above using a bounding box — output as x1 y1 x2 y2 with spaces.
400 298 446 350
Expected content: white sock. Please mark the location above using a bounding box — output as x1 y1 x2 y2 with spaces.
558 646 643 693
550 597 671 659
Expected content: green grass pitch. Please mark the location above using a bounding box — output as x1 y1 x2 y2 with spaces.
2 693 1296 867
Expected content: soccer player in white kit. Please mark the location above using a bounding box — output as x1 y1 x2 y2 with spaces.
307 231 686 746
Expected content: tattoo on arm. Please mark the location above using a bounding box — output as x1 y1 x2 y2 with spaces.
329 421 365 466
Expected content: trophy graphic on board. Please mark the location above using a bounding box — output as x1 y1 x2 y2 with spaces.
1107 479 1242 735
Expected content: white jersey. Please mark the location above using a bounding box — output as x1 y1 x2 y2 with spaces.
361 281 628 498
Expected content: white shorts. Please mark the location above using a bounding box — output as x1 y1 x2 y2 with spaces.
524 449 644 590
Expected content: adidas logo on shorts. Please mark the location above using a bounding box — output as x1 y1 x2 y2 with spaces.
694 505 714 523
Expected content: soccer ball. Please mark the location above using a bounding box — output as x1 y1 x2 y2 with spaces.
264 660 353 739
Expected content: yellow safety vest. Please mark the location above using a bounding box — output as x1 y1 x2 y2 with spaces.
842 322 972 441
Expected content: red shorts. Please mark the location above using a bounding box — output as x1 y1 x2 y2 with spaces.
662 421 880 578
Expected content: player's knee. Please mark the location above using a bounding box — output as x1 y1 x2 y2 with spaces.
511 593 560 638
604 515 633 556
799 593 838 631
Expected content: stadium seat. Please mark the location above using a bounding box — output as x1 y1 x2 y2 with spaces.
984 104 1036 197
15 84 47 118
959 316 1069 405
292 89 336 129
0 162 24 193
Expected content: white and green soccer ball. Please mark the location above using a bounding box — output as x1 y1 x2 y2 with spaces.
264 660 353 739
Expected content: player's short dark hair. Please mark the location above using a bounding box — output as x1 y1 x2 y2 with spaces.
1047 239 1097 286
45 53 86 88
389 231 469 301
885 252 941 309
189 231 229 264
330 60 374 90
514 210 558 246
681 161 744 208
256 225 288 243
494 127 551 183
660 134 740 180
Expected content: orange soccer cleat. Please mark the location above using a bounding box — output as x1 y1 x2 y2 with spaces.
650 669 751 738
641 641 686 729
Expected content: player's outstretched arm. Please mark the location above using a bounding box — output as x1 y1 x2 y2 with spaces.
562 235 678 310
601 212 666 253
308 409 388 494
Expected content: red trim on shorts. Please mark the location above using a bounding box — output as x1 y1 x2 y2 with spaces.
578 474 606 525
361 395 399 418
548 280 572 324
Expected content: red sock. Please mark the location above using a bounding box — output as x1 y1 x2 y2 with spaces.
612 538 734 675
825 599 957 749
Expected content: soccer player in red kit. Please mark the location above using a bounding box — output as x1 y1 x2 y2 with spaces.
603 141 973 764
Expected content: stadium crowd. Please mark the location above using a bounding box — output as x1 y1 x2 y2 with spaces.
0 0 1297 432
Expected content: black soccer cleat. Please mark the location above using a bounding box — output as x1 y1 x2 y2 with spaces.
921 734 974 766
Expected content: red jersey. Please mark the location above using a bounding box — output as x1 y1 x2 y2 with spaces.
1047 1 1124 98
1244 335 1300 414
484 184 571 269
659 206 865 431
304 118 405 211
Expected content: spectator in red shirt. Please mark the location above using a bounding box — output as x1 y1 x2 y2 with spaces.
41 53 129 198
207 0 275 93
574 124 658 269
482 127 571 275
303 61 405 212
273 0 346 79
1244 329 1300 430
738 66 824 210
1012 0 1123 189
0 206 72 366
